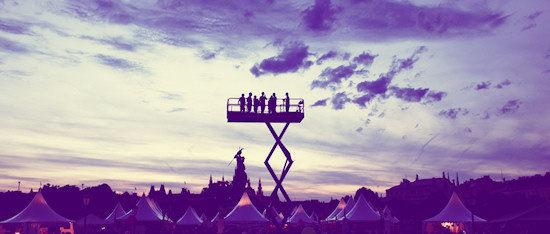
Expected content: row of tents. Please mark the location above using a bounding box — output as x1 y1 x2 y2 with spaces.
1 189 545 233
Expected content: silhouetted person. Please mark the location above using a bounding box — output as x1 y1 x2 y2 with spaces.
285 92 290 112
272 93 277 113
238 94 245 112
260 92 266 114
268 94 274 114
246 92 252 113
253 95 259 113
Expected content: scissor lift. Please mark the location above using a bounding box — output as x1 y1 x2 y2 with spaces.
227 97 304 224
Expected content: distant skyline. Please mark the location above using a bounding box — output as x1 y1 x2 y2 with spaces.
1 0 549 201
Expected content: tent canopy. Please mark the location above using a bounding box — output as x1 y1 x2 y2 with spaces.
118 196 166 222
325 198 346 221
288 205 315 224
224 192 269 223
337 196 355 220
1 191 72 224
176 207 202 225
105 202 127 223
424 192 486 223
346 195 381 222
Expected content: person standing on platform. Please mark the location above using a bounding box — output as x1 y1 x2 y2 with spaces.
268 94 274 114
260 92 266 114
272 93 277 113
253 95 259 113
239 93 245 112
246 92 252 113
285 92 290 112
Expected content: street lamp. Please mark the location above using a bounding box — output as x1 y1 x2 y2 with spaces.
82 194 91 234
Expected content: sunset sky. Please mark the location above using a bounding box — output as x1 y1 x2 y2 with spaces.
1 0 549 201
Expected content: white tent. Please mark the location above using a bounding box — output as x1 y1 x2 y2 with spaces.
0 191 72 224
424 192 486 223
176 207 202 226
118 196 166 222
423 192 486 234
105 202 127 223
310 211 319 222
325 198 346 221
336 196 356 220
211 212 221 222
382 205 399 223
200 213 208 222
345 195 381 221
224 192 269 223
288 205 316 224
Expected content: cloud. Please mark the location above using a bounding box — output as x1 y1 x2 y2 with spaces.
475 81 491 90
95 54 145 72
499 99 521 114
250 41 312 77
311 64 357 90
0 36 29 53
316 51 338 65
527 11 543 20
301 0 340 32
347 0 508 38
390 87 428 102
0 18 31 35
352 51 378 67
331 92 350 110
311 98 329 107
495 80 511 89
81 35 144 52
438 108 470 119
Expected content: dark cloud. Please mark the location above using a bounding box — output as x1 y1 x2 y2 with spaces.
527 11 543 20
311 98 329 107
95 54 144 72
352 52 378 66
331 92 350 110
0 36 29 53
495 80 511 89
475 81 491 90
167 108 185 113
316 51 338 65
439 108 469 119
347 0 508 38
250 41 312 77
422 91 447 103
390 87 428 102
311 64 357 90
80 35 143 51
499 99 521 114
200 50 216 60
356 75 392 95
301 0 340 32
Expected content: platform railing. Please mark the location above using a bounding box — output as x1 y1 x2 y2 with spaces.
227 98 305 114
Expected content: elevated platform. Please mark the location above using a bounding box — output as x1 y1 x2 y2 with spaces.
227 97 304 123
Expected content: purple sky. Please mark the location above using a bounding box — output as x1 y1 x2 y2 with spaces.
1 0 549 200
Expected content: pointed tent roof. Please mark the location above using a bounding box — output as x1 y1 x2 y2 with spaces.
336 196 356 220
118 196 165 222
289 206 298 217
382 205 400 223
105 202 127 223
76 214 107 225
200 213 208 222
224 192 269 223
424 192 486 223
325 198 346 221
310 211 319 222
177 207 202 225
288 205 316 224
345 195 381 221
1 191 72 224
211 212 221 222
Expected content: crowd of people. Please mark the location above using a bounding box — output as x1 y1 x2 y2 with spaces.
238 92 292 114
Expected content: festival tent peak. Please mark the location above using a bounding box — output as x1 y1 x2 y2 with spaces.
0 191 72 224
224 192 269 223
382 205 400 223
325 198 346 221
288 204 316 224
423 192 486 223
345 195 381 222
176 206 203 226
211 212 221 222
118 195 167 222
200 213 207 222
336 196 356 220
105 202 127 223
